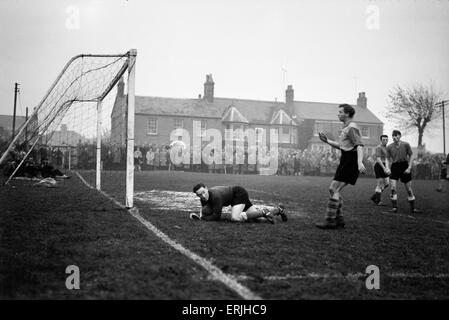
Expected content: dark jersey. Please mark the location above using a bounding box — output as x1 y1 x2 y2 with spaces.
375 144 387 163
386 141 412 163
200 186 245 221
442 154 449 178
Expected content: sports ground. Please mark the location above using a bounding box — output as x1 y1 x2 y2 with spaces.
1 170 448 299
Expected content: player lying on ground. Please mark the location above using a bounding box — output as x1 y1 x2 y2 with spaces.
190 183 287 224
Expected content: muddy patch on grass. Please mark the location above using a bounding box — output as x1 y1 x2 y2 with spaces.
134 190 277 213
134 190 311 220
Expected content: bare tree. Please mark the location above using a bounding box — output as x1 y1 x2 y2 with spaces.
387 84 443 147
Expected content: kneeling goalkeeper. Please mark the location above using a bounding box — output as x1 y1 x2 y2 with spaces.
191 183 287 224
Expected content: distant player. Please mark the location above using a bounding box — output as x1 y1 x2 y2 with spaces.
370 135 391 205
386 130 422 213
315 104 366 229
134 147 142 171
436 153 449 192
190 183 287 223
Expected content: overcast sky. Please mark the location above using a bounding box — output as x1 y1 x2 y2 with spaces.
0 0 448 152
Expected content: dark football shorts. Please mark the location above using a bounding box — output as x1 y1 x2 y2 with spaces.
374 162 390 179
390 161 412 183
231 186 253 211
334 150 359 185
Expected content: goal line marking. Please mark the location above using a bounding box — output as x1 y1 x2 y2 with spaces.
73 171 262 300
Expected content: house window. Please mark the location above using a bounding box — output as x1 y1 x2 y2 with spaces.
148 118 157 135
314 122 326 136
201 120 207 137
312 144 329 152
174 119 184 129
225 124 232 140
255 127 265 143
280 126 290 143
234 125 244 141
361 126 369 138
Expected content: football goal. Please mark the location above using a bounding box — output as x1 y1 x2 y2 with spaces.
0 49 137 208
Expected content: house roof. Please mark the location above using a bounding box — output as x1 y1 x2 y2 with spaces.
271 109 299 126
45 129 84 146
134 96 283 123
131 95 383 125
0 115 26 131
222 105 249 123
293 101 383 124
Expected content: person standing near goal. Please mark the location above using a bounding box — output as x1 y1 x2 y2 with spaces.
315 104 366 229
386 130 422 214
134 147 142 171
370 134 391 205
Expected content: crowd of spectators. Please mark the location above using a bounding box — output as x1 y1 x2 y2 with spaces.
1 142 68 179
412 153 447 180
2 141 447 181
99 144 449 180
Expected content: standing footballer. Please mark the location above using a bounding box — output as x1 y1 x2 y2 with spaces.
436 152 449 192
370 134 391 205
316 104 366 229
386 130 422 213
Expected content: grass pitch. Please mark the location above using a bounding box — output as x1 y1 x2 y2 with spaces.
1 170 448 299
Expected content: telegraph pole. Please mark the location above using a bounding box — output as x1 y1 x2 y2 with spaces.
12 83 20 139
443 100 446 155
25 107 29 150
437 100 448 155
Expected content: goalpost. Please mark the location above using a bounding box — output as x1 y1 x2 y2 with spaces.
0 49 137 208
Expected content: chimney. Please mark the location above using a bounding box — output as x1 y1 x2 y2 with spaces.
357 92 367 108
117 78 125 97
285 85 294 113
61 124 67 132
203 74 214 103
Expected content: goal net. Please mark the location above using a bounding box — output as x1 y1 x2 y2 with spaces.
0 49 137 208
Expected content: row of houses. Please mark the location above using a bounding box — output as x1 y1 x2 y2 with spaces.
1 74 384 157
0 115 26 142
111 74 384 155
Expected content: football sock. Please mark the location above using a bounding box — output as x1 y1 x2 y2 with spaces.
408 200 415 212
407 193 415 211
336 197 344 219
325 197 339 219
377 192 382 202
390 190 398 209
